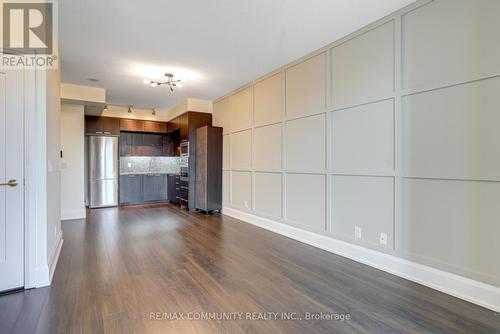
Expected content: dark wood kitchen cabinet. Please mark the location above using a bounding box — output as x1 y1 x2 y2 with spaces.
120 132 133 156
85 116 120 135
144 120 167 133
120 118 144 132
102 117 120 134
131 133 144 155
142 133 164 156
179 113 189 140
167 174 180 204
120 174 168 205
119 175 143 204
143 175 167 202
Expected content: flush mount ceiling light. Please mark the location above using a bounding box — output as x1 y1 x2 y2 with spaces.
143 73 184 92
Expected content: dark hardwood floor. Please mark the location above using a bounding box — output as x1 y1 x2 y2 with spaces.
1 204 499 333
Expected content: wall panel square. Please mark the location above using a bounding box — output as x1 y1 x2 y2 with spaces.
230 130 252 169
254 123 282 170
255 73 282 127
231 171 252 210
402 0 500 89
285 173 326 232
285 53 326 120
402 77 500 180
402 178 500 285
332 21 394 108
231 87 253 132
223 171 230 205
332 175 394 248
254 172 282 218
213 97 231 134
285 114 325 171
333 99 394 172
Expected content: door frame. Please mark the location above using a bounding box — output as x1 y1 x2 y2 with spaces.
2 58 53 289
23 67 52 288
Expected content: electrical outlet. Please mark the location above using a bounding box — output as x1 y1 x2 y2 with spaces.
380 233 388 246
127 162 132 168
244 201 249 208
355 226 362 239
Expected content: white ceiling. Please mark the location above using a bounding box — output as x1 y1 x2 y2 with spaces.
60 0 416 111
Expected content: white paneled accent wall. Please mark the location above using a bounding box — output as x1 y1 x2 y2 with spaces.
215 0 500 292
401 0 500 90
254 124 282 170
331 20 394 109
230 130 252 169
254 172 282 218
285 114 326 171
332 99 394 173
285 53 326 120
254 73 283 127
231 171 252 210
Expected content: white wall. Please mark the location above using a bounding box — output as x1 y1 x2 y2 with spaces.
60 103 85 220
214 0 500 303
46 65 62 273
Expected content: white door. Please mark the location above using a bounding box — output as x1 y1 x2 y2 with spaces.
0 69 24 292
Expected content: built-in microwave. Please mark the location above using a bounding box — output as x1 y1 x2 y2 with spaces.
180 140 189 157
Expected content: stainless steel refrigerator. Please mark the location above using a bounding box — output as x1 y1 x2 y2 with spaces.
88 136 119 208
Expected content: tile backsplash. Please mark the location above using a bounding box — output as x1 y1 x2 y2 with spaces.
120 156 180 174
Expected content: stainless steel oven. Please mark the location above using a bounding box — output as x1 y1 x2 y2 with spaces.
180 140 189 157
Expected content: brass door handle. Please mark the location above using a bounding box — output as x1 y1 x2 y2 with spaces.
0 179 18 187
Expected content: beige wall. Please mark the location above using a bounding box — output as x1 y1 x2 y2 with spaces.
214 0 500 288
60 103 85 220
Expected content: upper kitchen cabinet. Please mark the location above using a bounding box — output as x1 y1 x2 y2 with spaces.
167 117 179 133
231 87 253 132
142 133 164 156
179 113 189 140
85 116 120 135
144 120 167 133
285 52 326 120
120 118 144 132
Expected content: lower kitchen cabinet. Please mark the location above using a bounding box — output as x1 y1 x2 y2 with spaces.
143 175 167 202
120 174 168 205
120 174 143 204
167 174 180 204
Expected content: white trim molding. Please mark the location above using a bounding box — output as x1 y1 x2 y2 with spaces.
48 230 64 283
61 209 86 221
223 207 500 313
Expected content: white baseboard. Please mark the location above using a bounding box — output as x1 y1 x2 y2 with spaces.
35 265 50 287
48 230 64 283
61 209 86 221
223 207 500 313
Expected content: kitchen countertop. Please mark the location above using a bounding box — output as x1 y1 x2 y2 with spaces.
120 172 179 176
